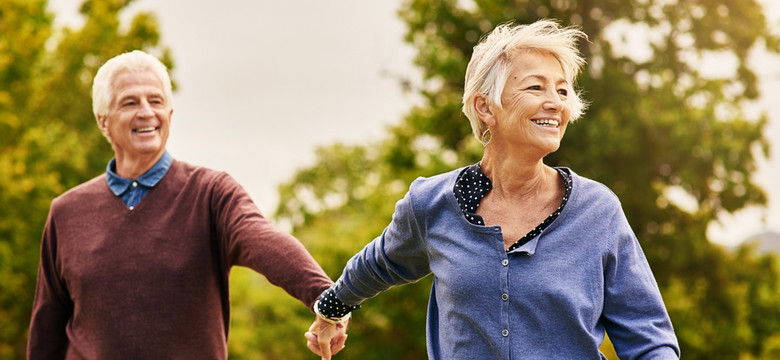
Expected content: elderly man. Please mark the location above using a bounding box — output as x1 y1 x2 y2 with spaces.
27 50 347 359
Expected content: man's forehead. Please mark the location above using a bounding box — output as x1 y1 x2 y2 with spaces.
112 70 165 97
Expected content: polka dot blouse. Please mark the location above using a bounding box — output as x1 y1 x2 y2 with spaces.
316 164 573 319
454 163 572 252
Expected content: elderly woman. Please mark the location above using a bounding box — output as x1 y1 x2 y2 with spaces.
307 20 680 359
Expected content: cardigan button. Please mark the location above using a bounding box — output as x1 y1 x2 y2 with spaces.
501 259 509 266
501 293 509 301
501 329 509 337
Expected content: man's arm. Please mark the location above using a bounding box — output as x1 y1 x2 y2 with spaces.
27 211 72 359
211 172 333 308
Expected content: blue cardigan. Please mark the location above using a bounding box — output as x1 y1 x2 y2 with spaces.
334 167 680 359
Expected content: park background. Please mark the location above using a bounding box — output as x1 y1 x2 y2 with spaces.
2 0 780 359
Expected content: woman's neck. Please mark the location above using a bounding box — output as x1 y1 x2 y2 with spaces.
479 150 556 202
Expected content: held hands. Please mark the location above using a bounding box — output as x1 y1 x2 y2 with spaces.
305 317 349 360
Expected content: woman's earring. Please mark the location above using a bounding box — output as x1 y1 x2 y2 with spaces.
481 127 492 146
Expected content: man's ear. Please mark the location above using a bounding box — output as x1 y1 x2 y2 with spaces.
97 115 110 138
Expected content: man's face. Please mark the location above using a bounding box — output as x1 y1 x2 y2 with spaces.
98 70 172 162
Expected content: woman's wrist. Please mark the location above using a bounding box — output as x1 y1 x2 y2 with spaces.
314 299 352 324
315 286 360 320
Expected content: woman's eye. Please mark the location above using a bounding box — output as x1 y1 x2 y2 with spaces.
526 85 542 91
558 89 568 96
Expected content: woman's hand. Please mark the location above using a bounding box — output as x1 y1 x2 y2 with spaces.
304 317 349 360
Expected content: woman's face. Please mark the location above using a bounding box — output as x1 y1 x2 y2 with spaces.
491 50 571 158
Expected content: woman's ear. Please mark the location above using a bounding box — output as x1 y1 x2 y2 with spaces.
474 94 495 126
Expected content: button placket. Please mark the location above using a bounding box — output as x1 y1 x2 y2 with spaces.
499 254 511 345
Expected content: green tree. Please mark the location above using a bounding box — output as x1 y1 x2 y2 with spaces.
0 0 171 357
272 0 780 359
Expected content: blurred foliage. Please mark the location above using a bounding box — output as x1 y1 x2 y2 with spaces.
266 0 780 359
5 0 780 359
0 0 171 358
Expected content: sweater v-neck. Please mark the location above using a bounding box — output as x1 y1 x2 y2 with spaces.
105 160 177 215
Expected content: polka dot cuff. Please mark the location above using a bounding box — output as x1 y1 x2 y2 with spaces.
316 286 360 319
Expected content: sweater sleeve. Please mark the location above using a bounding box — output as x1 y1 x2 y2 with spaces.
334 190 432 305
602 208 680 359
211 173 332 309
27 206 72 359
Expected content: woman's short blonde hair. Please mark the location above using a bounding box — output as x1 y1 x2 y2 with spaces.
91 50 173 120
462 20 588 144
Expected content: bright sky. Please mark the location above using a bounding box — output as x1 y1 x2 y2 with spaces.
47 0 778 246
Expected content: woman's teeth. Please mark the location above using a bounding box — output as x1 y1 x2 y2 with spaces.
532 119 559 127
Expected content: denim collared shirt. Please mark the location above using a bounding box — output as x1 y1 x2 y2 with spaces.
106 151 173 209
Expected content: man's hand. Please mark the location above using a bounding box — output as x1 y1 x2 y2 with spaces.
305 317 349 360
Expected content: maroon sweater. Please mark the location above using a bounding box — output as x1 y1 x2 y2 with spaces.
27 160 332 359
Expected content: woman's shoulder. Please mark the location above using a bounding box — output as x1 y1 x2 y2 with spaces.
408 167 465 194
563 168 623 207
400 167 468 215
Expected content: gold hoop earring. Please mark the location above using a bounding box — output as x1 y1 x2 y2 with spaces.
481 127 492 146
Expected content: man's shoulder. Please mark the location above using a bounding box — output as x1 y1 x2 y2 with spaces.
166 159 236 191
56 174 108 201
169 159 227 179
50 174 110 213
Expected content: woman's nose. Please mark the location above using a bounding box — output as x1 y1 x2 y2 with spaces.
543 89 564 112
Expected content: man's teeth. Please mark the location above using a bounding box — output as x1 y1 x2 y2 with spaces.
532 119 559 127
135 127 156 133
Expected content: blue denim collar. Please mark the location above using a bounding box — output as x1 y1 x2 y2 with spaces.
106 150 173 196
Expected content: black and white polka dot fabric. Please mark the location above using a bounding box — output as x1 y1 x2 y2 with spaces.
454 164 572 252
454 164 492 225
316 282 360 319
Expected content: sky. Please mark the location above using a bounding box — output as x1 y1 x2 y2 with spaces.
47 0 778 247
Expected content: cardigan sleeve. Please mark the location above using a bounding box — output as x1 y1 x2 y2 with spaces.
601 208 680 359
334 190 432 305
210 173 332 310
27 206 72 359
